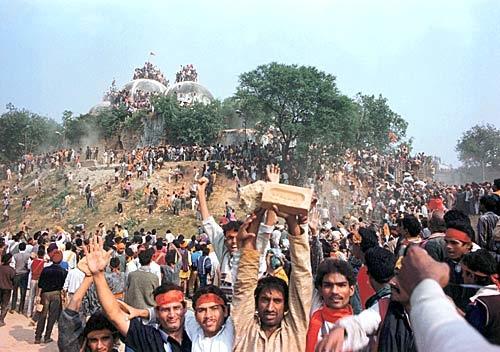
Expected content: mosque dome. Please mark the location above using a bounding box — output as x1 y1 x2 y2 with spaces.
88 101 111 115
166 81 214 105
122 79 168 102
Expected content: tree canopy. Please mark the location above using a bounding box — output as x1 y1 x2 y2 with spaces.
235 62 407 180
456 123 500 168
0 104 61 162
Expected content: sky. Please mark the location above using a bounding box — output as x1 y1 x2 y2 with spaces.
1 0 499 166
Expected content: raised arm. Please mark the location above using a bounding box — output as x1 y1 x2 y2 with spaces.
274 206 313 339
86 236 130 336
232 214 260 339
197 177 210 221
58 276 94 352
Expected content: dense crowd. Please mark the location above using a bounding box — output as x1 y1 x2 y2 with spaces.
133 61 169 86
176 64 198 83
1 146 500 352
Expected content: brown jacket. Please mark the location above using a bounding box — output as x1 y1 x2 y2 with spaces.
233 232 312 352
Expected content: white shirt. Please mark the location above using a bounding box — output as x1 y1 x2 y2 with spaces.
184 311 234 352
410 279 499 352
63 268 85 294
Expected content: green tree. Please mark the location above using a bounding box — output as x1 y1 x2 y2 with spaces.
154 96 224 145
456 123 500 179
235 62 358 180
353 93 408 151
0 104 61 162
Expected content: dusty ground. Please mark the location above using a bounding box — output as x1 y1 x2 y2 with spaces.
0 311 58 352
0 161 240 236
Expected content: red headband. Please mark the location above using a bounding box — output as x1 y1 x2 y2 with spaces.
445 228 471 243
155 290 184 307
195 293 225 307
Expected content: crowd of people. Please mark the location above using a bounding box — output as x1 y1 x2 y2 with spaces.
175 64 198 83
0 152 499 351
133 61 169 86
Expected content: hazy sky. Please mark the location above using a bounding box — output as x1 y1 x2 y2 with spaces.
1 0 499 166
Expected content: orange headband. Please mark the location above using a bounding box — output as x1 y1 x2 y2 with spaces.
195 293 225 307
155 290 184 307
445 228 471 243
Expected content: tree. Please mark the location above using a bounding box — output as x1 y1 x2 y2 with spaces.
235 62 358 181
456 123 500 179
353 93 408 151
0 104 61 162
153 96 224 145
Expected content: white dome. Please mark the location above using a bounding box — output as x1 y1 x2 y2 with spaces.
166 81 214 105
88 101 111 115
122 79 168 102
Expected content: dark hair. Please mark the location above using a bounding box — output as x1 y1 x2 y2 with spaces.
192 285 227 308
222 220 243 235
109 257 120 269
125 247 134 257
83 311 118 339
359 227 379 253
480 195 497 212
138 248 154 266
202 247 210 256
156 240 164 250
65 242 72 250
402 214 421 237
1 253 12 264
254 276 289 311
429 210 446 233
364 247 396 283
462 249 496 284
315 258 356 289
444 210 475 240
75 238 83 247
18 242 27 251
37 247 45 257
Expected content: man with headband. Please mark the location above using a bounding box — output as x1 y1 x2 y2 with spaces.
184 285 233 351
442 210 477 312
86 236 191 352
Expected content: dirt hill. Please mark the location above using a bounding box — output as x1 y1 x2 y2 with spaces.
0 162 241 237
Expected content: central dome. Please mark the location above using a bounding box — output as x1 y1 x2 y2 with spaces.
166 81 214 105
122 79 168 102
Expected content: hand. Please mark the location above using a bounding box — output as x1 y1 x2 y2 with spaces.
315 327 346 352
237 213 257 250
117 300 148 320
272 205 305 237
398 245 450 296
248 207 265 235
266 164 280 183
83 235 112 275
197 177 209 191
309 207 320 236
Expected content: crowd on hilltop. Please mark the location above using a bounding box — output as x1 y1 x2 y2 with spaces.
176 64 198 83
0 157 499 351
133 61 169 86
105 87 160 114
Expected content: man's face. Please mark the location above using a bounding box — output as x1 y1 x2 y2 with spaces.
320 272 354 309
224 229 238 254
86 329 114 352
445 238 470 260
194 302 227 337
257 288 285 330
156 301 186 333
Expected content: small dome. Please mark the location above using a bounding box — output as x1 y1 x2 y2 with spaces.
122 79 168 102
88 101 111 115
166 81 214 105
